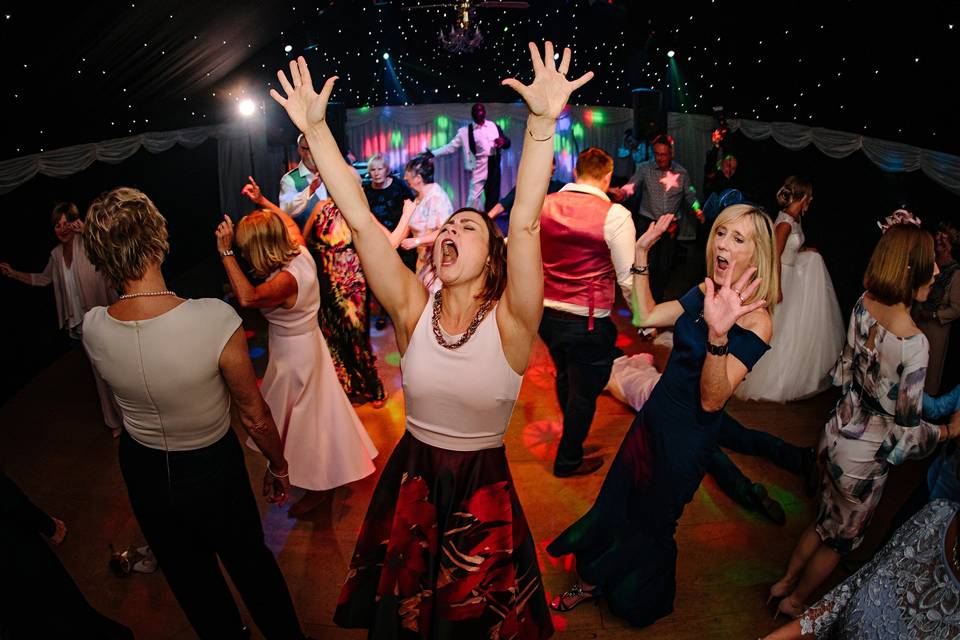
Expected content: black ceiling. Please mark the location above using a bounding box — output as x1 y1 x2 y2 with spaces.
2 0 958 161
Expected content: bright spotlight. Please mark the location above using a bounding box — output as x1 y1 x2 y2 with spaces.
284 44 293 53
238 99 256 117
383 52 390 60
667 50 675 58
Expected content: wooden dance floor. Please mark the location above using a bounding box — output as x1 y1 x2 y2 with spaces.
0 303 926 639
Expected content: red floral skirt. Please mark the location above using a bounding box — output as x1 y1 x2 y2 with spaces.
334 431 554 639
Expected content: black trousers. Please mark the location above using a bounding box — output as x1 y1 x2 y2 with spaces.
538 310 620 473
482 155 502 213
119 430 303 640
706 415 807 509
634 215 678 302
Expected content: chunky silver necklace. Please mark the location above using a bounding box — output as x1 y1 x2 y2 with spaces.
118 290 176 300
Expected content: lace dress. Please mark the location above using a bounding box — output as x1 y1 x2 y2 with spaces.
801 499 960 639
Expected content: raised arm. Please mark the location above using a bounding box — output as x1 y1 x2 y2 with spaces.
497 42 593 357
242 176 305 247
215 215 298 309
218 328 290 504
270 59 425 350
631 214 684 328
0 252 54 287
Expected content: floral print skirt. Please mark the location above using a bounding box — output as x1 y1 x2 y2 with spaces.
334 431 554 639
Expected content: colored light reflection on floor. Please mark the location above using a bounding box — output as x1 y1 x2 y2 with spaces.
522 420 563 462
385 351 402 367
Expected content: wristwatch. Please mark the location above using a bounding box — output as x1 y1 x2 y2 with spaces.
630 264 649 275
706 341 729 356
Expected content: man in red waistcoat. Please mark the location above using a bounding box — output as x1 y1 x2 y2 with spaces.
539 148 636 477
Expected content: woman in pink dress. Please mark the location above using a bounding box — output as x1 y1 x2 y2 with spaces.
270 42 592 638
216 207 377 517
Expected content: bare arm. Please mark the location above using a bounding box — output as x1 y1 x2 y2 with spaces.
270 60 426 351
215 215 299 309
1 252 54 286
496 43 594 373
242 177 305 247
386 199 416 248
631 215 684 328
218 327 290 504
774 221 791 300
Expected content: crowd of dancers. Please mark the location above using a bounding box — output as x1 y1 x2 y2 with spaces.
3 42 960 640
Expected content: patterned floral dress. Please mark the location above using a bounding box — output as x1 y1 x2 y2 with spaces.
307 201 385 403
817 294 941 553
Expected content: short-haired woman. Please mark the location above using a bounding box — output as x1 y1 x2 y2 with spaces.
1 202 122 436
769 223 960 618
81 187 306 639
217 205 378 517
395 151 454 291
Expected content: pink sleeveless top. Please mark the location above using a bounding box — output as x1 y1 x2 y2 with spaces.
401 298 523 451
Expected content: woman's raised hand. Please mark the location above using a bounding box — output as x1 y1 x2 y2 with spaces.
501 42 593 122
703 263 766 339
215 215 235 254
269 56 338 134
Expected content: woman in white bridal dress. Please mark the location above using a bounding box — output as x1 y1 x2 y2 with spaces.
736 176 844 402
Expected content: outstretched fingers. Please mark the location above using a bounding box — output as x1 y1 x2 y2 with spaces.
527 42 545 74
297 56 313 89
733 265 758 296
319 76 339 104
288 58 303 88
543 41 556 71
739 275 763 302
568 70 595 91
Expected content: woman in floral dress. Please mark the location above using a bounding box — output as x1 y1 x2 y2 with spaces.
304 199 385 405
769 223 960 618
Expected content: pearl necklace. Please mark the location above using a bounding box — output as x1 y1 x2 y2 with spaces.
118 290 176 300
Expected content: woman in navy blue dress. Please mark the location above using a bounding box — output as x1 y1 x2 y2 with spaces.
548 204 779 627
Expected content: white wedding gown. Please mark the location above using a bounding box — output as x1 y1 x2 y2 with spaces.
735 212 845 402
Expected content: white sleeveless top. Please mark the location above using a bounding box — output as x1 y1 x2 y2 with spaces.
775 211 804 266
401 298 523 451
262 247 321 336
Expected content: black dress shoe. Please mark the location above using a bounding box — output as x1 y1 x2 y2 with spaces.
800 447 819 497
554 456 604 478
749 483 786 525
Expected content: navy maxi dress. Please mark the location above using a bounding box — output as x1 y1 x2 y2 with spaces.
547 286 769 627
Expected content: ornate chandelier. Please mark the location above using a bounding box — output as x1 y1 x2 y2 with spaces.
438 2 484 53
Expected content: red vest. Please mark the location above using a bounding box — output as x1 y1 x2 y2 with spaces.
540 188 616 328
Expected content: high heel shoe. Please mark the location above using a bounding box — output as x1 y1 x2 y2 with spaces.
550 583 601 612
774 596 805 620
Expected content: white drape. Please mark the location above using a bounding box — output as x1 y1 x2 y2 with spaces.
3 107 958 207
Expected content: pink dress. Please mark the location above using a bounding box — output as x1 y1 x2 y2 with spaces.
252 247 377 490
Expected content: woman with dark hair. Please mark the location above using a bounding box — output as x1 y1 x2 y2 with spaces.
770 223 960 618
270 42 592 638
736 175 845 402
216 205 378 517
396 151 454 291
1 202 122 436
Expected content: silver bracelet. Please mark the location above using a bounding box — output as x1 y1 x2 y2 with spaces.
220 249 234 258
267 464 289 479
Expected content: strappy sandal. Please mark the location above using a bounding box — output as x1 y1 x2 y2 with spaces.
550 583 601 612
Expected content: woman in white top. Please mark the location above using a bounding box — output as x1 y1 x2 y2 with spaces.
1 202 122 435
216 206 377 518
80 187 306 640
736 176 845 402
269 43 592 638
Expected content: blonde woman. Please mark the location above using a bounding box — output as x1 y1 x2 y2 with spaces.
217 207 377 517
548 205 778 627
736 176 844 402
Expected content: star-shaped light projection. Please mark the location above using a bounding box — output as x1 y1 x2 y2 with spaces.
659 170 681 192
